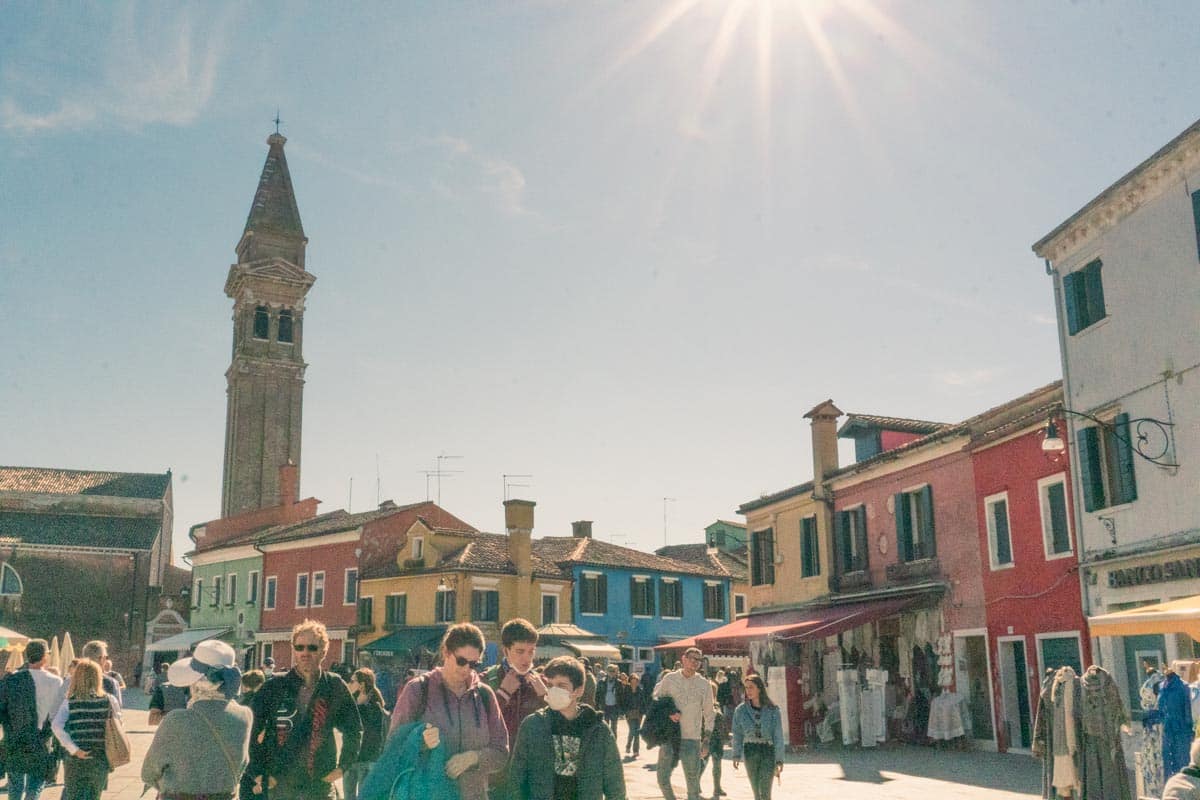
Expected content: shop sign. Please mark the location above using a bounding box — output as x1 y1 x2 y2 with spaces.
1108 557 1200 588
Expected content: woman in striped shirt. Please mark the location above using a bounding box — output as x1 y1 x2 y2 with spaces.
52 659 121 800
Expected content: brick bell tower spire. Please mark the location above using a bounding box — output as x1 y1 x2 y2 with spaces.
220 131 315 518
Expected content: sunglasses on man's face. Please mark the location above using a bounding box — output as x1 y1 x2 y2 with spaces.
293 643 321 652
452 654 481 669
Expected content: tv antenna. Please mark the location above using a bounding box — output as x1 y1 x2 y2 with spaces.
503 474 533 501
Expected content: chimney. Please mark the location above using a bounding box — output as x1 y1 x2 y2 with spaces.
505 499 535 621
278 462 299 507
804 400 843 489
571 520 593 539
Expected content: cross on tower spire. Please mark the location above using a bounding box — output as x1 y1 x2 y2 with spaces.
274 110 281 135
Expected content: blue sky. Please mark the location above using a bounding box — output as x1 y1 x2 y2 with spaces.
3 1 1199 564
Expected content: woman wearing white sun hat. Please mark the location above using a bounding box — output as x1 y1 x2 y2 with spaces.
142 640 253 800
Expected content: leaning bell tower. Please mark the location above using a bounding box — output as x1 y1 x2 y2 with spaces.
220 132 315 517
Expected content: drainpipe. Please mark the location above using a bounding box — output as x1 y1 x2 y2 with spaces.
1047 258 1095 664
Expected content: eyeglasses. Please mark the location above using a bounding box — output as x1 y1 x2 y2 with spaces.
293 643 321 652
452 654 481 669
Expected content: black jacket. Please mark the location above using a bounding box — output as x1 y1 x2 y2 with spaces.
641 696 680 752
249 669 362 786
0 669 54 774
355 702 387 764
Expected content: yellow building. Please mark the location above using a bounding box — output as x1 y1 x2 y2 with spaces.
357 500 573 664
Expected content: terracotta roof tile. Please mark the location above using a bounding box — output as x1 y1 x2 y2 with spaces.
0 466 170 500
0 510 160 550
535 536 727 578
655 544 748 581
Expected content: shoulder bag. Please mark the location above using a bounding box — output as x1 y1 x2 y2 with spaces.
104 701 132 768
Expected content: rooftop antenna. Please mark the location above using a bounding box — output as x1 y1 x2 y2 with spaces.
663 497 676 547
503 474 533 501
435 453 463 505
274 110 282 135
417 471 437 501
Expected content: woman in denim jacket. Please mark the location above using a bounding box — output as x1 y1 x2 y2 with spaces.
730 675 784 800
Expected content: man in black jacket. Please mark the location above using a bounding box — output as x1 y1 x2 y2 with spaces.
249 620 362 800
0 639 62 800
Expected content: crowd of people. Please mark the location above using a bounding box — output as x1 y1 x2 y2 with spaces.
0 620 789 800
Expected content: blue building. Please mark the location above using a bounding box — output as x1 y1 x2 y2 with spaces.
535 521 732 672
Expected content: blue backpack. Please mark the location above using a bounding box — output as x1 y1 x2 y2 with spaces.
357 721 458 800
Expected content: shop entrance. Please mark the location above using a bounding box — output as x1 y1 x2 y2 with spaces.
954 632 994 743
1122 634 1165 712
997 638 1032 750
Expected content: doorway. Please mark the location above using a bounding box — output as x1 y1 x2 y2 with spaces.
954 631 995 743
997 637 1032 750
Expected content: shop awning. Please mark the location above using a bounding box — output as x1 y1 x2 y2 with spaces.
1089 595 1200 639
364 626 446 656
695 595 926 652
146 627 231 653
654 637 696 651
563 639 621 660
535 643 574 660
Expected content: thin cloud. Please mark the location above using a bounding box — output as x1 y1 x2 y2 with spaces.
1 3 233 135
430 135 534 217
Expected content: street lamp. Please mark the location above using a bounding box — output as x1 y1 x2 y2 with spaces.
1041 409 1177 467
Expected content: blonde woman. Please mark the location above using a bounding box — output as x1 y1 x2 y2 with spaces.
52 659 120 800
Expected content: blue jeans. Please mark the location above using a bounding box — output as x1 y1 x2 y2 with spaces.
9 772 46 800
657 739 702 800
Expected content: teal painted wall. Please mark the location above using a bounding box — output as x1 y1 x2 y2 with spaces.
190 555 264 635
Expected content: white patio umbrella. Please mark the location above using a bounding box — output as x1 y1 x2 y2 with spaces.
47 635 60 671
60 632 75 667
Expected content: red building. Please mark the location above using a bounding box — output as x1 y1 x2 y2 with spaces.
257 500 476 670
968 381 1088 753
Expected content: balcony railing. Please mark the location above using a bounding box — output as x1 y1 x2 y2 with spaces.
833 570 872 592
886 558 942 583
349 623 376 636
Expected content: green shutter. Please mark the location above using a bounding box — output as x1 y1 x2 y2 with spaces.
895 493 912 561
1076 426 1105 512
765 530 775 584
598 574 608 614
1063 271 1081 335
1193 189 1200 261
836 512 849 573
1114 413 1139 504
919 485 936 558
1084 260 1106 326
856 506 869 571
993 500 1012 565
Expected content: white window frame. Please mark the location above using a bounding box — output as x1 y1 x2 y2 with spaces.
1038 473 1074 560
248 570 260 604
311 571 325 608
734 593 747 616
580 570 604 617
1034 631 1084 677
984 491 1015 570
264 576 277 610
839 503 867 571
703 579 725 622
434 588 456 623
344 568 358 605
412 536 425 559
295 573 309 608
631 575 654 619
661 576 682 620
227 572 238 605
540 592 559 625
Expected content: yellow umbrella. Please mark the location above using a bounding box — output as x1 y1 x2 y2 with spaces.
1088 594 1200 640
60 632 75 667
47 635 60 671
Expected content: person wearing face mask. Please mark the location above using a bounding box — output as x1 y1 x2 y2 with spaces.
483 619 548 800
507 656 626 800
389 623 509 799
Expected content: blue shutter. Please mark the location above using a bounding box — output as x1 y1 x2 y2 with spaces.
1114 413 1139 504
895 493 912 561
1076 426 1105 512
919 485 936 558
1063 271 1081 335
1192 189 1200 261
1084 260 1106 325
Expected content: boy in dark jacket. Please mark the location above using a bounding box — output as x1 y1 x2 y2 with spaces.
248 620 362 800
508 656 626 800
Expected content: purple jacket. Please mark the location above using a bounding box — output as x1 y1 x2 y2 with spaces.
388 668 508 799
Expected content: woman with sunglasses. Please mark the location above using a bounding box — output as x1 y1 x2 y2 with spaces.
389 623 509 798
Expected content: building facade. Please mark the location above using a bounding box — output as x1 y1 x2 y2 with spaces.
1033 118 1200 706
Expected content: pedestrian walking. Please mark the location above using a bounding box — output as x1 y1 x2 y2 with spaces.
141 640 252 800
652 647 715 800
730 674 784 800
622 673 649 759
597 665 624 739
248 620 362 800
482 618 548 800
698 683 726 799
579 658 597 709
238 670 265 707
507 655 626 800
343 668 387 800
51 659 120 800
148 661 189 726
389 623 509 799
0 639 64 800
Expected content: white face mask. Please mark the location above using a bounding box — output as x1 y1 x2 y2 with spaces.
545 686 573 711
510 662 532 676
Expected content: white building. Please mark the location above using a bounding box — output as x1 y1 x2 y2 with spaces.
1033 119 1200 704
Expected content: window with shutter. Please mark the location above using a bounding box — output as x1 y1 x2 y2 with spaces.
800 516 820 578
1038 474 1073 558
897 487 935 562
750 529 775 586
1063 260 1106 334
1078 414 1138 511
985 493 1013 568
